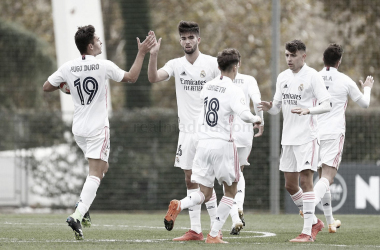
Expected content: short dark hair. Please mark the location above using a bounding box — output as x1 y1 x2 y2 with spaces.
75 25 96 54
217 48 240 72
323 43 343 67
178 20 200 36
285 40 306 53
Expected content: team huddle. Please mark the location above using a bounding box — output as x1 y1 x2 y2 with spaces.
43 20 374 243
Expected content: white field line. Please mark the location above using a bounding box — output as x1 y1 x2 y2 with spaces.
1 238 380 247
4 221 379 246
2 222 275 237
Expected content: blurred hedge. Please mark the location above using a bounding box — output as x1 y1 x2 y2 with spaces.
0 19 57 111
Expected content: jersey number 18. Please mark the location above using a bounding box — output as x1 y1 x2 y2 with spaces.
203 97 219 127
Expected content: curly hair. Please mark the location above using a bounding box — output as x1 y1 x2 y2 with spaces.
217 48 240 72
285 40 306 53
323 43 343 67
75 25 96 54
178 20 200 36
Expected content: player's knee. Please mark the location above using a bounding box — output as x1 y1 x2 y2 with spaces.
285 183 298 194
102 163 109 177
204 193 212 203
327 176 334 185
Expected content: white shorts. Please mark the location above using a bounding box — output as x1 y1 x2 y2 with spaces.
318 134 345 170
191 139 240 188
174 131 198 170
74 127 110 162
237 146 252 166
279 139 318 172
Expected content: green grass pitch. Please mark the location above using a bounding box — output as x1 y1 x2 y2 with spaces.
0 212 379 249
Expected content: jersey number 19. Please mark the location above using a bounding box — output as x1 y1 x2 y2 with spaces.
74 77 99 105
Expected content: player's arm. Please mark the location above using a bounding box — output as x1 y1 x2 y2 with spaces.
148 32 169 83
291 99 331 115
231 90 261 125
239 110 262 125
121 31 156 83
292 73 332 115
42 81 59 92
248 85 264 137
258 100 281 115
355 75 374 108
258 75 282 115
43 68 66 92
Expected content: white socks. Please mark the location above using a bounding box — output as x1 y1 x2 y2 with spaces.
229 172 245 225
229 200 240 225
301 191 315 236
210 196 234 237
182 189 204 234
235 172 245 210
181 189 205 209
321 189 334 225
76 175 100 218
314 177 330 206
290 188 304 212
205 189 218 228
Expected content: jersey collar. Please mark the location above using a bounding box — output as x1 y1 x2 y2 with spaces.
325 66 338 72
80 55 96 60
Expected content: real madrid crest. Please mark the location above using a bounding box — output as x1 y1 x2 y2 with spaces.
298 83 304 91
200 70 206 78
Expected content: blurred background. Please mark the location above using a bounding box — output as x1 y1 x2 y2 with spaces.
0 0 379 214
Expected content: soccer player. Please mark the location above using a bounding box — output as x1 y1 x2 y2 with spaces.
229 52 264 235
43 25 155 240
258 40 331 242
163 48 262 244
148 21 220 241
314 43 374 233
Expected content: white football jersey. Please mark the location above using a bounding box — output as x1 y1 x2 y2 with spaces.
48 55 124 137
273 64 330 145
198 76 250 141
318 67 363 140
161 52 220 133
232 73 262 147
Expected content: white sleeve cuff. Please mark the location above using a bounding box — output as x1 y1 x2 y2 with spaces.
355 87 371 108
268 100 281 115
309 99 331 115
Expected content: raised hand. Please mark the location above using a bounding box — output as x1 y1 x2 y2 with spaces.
360 75 374 89
149 31 162 55
137 31 156 55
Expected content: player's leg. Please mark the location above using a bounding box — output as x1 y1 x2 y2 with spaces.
234 146 250 227
229 168 244 235
289 140 321 243
319 165 341 233
172 132 204 241
67 128 109 240
280 145 304 213
291 139 323 242
205 188 218 229
316 135 344 232
206 140 239 244
206 182 236 244
164 185 210 232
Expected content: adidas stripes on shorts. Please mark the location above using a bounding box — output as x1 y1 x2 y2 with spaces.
74 126 110 162
279 138 318 172
318 134 345 170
